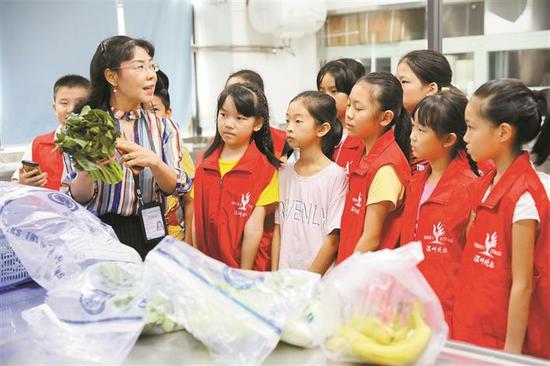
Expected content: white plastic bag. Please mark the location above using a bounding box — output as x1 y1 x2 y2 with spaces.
143 236 320 365
0 183 146 364
320 243 448 365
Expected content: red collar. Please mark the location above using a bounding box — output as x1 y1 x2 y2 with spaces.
479 152 533 209
336 135 363 149
415 151 474 205
353 129 396 176
202 140 266 174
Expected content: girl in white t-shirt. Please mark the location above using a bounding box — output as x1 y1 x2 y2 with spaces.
272 91 346 274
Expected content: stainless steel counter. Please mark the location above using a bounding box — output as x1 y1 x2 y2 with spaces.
2 283 548 366
125 331 548 366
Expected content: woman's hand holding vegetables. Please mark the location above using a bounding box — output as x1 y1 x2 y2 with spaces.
117 139 161 173
116 138 177 193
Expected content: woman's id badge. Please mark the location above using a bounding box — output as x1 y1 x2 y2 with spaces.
138 202 167 243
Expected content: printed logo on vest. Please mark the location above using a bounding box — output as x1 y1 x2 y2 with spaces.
423 221 452 254
351 192 362 215
232 192 252 217
432 222 445 244
473 232 502 269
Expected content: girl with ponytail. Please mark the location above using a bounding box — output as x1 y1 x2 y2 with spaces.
317 60 365 175
396 49 495 175
453 79 549 359
272 91 346 274
400 88 479 331
336 72 411 263
193 83 281 269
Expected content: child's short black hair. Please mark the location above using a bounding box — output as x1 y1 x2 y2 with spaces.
154 69 170 109
316 60 357 95
53 74 91 100
227 69 264 91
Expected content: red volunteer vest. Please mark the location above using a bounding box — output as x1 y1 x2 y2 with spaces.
411 156 429 176
31 130 63 190
270 127 287 158
333 135 364 176
477 159 496 176
452 153 549 357
413 158 494 177
193 141 276 268
336 130 411 264
400 151 478 330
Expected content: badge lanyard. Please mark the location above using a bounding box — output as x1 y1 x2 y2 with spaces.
112 108 167 243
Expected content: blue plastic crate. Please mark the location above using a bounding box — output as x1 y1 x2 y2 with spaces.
0 231 31 289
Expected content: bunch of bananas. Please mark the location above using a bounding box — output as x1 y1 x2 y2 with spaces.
326 301 432 365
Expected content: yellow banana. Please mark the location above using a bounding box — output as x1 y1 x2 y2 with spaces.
350 302 432 365
392 323 411 343
326 325 359 355
348 314 395 345
391 307 415 342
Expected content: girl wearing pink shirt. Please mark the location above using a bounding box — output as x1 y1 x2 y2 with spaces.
272 91 346 275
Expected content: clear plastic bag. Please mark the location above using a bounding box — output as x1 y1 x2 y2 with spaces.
320 242 448 366
280 285 340 348
0 183 146 364
143 236 320 365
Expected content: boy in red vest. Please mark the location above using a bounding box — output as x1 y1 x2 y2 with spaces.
12 74 90 190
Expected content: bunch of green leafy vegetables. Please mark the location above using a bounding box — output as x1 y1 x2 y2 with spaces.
56 105 123 184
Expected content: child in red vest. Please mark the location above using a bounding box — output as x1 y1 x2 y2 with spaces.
453 79 549 358
397 50 494 176
317 60 365 175
272 91 345 275
224 69 289 270
336 72 411 264
225 69 289 159
12 75 90 189
400 88 479 332
193 83 282 269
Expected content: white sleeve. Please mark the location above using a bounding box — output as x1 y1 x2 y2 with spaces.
537 172 550 199
512 192 540 223
11 143 33 181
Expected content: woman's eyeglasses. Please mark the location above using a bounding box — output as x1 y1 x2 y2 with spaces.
112 63 160 73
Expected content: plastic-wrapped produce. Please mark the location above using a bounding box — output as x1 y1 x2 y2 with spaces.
143 237 320 365
280 285 340 348
321 243 448 366
0 183 145 364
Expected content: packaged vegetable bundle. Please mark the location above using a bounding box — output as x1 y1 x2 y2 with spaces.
0 183 145 364
143 237 320 365
56 105 123 184
321 243 448 366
